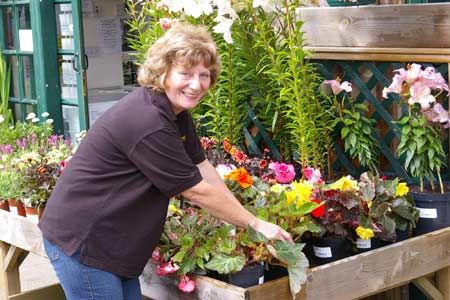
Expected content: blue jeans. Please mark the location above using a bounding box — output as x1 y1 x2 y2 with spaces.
43 238 141 300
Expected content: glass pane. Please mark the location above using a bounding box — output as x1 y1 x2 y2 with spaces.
22 56 36 99
62 105 80 142
18 5 31 29
2 7 15 50
59 55 77 99
8 56 20 98
55 4 74 50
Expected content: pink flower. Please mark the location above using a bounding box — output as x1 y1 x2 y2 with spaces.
178 274 196 293
156 261 179 276
151 248 162 263
268 162 295 184
302 167 324 185
324 78 352 95
159 18 178 31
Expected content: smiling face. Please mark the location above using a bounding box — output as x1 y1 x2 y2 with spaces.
164 62 211 115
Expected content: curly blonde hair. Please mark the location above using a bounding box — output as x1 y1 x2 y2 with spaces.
137 23 222 92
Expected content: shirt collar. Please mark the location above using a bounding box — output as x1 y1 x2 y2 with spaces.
146 88 178 121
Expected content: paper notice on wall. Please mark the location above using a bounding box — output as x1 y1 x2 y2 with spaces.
97 18 122 55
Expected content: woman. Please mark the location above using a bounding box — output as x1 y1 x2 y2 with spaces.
39 23 292 300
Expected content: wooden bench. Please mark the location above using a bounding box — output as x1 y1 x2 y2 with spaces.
2 209 450 300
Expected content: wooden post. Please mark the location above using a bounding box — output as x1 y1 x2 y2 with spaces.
0 241 21 300
436 267 450 299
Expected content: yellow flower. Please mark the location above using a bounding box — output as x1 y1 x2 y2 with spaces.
396 182 409 197
356 226 374 240
291 181 313 207
285 189 298 206
270 184 285 193
330 176 359 191
168 204 183 215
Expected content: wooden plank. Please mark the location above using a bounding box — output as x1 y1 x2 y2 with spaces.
140 261 246 300
4 247 28 272
0 242 20 300
308 52 450 63
436 267 450 299
302 227 450 300
412 277 444 300
298 3 450 48
0 210 46 257
9 283 65 300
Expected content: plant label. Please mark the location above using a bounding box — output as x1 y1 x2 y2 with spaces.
313 246 332 258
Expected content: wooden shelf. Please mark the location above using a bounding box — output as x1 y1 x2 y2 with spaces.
2 210 450 300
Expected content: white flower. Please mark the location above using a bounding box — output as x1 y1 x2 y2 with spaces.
26 112 36 120
215 163 236 179
252 0 283 13
213 15 234 44
183 0 213 18
41 112 50 118
9 125 14 130
214 0 238 18
158 0 184 13
46 119 54 124
31 117 40 123
0 115 4 123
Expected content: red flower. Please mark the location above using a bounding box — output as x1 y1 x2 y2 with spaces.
310 199 325 218
178 274 196 293
232 150 247 164
156 261 179 276
224 167 253 188
151 248 162 263
258 159 268 169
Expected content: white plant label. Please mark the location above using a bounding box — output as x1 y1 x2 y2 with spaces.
258 276 264 285
356 238 371 249
417 207 438 219
313 246 332 258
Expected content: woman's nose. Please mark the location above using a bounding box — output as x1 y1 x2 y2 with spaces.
189 76 201 89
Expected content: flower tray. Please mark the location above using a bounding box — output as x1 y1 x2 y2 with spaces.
141 227 450 300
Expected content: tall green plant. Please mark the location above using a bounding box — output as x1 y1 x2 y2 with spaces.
0 51 12 128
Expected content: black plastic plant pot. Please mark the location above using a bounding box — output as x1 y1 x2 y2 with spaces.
411 191 450 236
227 263 265 288
264 264 288 282
312 235 349 265
355 237 381 254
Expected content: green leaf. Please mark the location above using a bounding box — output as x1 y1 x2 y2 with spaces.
205 254 246 274
271 241 304 265
288 253 309 299
348 133 357 148
341 127 350 138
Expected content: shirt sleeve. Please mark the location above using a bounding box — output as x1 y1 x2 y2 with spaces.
130 127 203 198
178 112 205 165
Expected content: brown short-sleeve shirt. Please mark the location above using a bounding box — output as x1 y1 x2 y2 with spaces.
39 87 205 278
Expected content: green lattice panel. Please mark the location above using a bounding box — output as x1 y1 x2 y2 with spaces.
316 61 449 182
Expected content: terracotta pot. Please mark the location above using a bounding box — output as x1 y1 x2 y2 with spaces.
0 200 10 212
8 199 26 217
24 206 45 222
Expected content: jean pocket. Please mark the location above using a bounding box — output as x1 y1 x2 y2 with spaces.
43 238 60 261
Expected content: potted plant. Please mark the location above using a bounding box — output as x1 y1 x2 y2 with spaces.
323 78 379 175
383 63 450 235
357 172 419 246
155 201 307 297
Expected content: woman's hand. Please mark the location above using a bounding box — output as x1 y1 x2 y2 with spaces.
253 219 293 243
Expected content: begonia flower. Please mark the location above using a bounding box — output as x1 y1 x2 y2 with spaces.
268 162 295 183
178 274 196 293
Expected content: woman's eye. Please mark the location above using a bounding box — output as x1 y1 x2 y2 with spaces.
200 74 210 79
179 72 190 77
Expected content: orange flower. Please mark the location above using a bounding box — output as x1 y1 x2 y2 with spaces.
223 138 232 153
232 150 247 164
38 166 47 174
224 167 253 188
